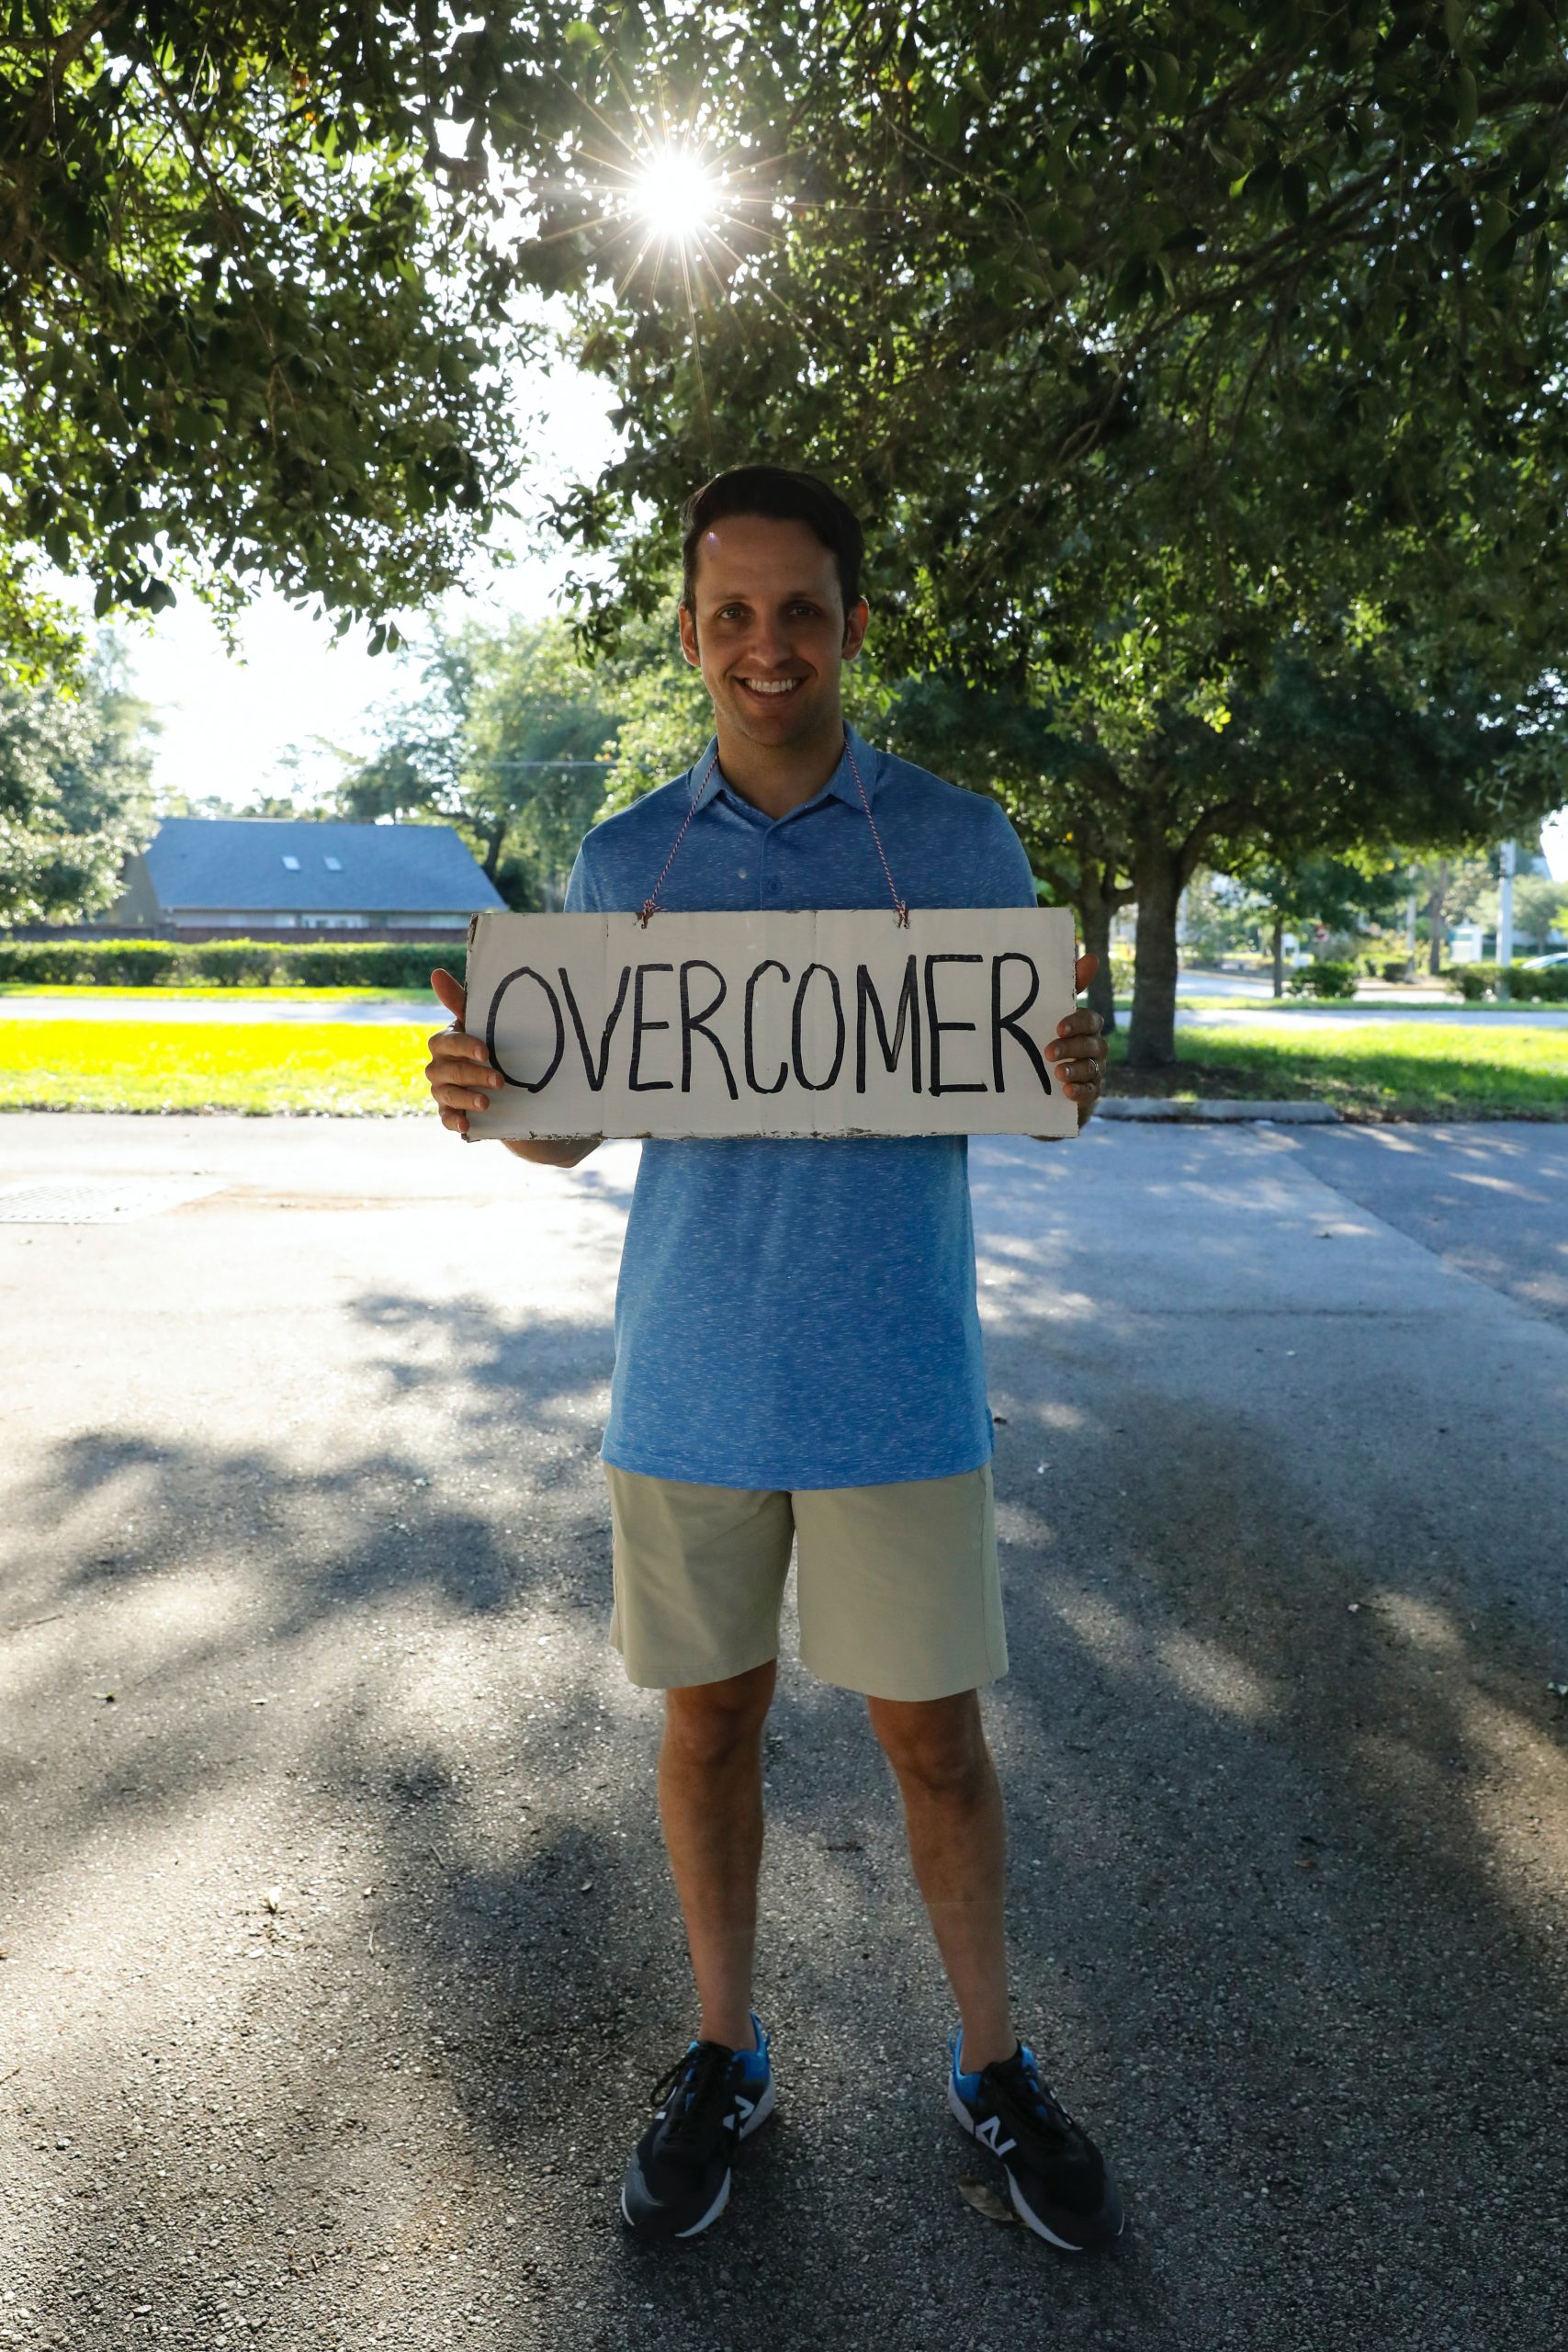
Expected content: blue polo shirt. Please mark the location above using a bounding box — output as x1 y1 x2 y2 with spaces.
563 723 1039 1489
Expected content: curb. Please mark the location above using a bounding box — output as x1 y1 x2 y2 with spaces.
1097 1098 1341 1123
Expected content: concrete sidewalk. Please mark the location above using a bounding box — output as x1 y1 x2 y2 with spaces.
1 1115 1564 2350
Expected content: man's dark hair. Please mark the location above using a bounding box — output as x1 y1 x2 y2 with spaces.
680 464 865 620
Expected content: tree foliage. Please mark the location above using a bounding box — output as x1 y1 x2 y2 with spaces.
1 2 538 680
0 631 158 921
483 0 1568 1061
333 615 639 905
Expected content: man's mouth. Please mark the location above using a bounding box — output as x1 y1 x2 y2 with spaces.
736 676 805 699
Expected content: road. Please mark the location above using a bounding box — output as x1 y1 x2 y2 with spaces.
1 1114 1564 2351
4 981 1564 1034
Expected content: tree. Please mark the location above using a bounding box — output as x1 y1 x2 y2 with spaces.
1229 852 1406 994
489 1 1568 1065
0 630 157 920
333 615 634 906
1 3 536 681
1507 867 1568 951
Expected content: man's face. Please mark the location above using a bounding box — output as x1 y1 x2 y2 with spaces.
678 512 869 749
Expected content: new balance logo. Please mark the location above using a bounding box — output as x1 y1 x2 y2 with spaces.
976 2115 1016 2156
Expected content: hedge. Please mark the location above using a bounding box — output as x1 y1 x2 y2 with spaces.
1286 958 1359 999
0 937 457 989
1446 960 1568 1004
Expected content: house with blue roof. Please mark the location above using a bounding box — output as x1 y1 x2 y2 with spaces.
106 818 504 938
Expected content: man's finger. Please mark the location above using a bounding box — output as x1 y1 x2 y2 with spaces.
431 966 468 1025
425 1031 502 1075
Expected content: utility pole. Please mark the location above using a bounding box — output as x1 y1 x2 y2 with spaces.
1497 840 1517 997
1404 868 1417 983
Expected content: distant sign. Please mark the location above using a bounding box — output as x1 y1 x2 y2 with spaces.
461 907 1078 1140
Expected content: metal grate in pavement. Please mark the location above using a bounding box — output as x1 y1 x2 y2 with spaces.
0 1177 224 1224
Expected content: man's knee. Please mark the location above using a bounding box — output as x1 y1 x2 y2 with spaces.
662 1659 776 1767
868 1690 990 1796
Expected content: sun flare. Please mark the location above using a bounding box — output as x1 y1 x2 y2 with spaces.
629 146 722 242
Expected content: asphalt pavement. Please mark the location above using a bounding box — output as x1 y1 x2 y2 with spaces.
1 1113 1565 2352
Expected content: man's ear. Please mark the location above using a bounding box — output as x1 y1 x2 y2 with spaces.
841 596 870 663
677 601 702 670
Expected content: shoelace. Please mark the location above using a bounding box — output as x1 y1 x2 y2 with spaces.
648 2040 740 2158
988 2050 1078 2149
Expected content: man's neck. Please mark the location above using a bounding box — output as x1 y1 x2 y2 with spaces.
714 708 848 822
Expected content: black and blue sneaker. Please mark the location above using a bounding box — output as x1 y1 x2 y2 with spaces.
620 2012 773 2240
948 2028 1124 2251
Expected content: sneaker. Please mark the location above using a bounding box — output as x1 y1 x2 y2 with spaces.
947 2028 1124 2250
620 2012 773 2240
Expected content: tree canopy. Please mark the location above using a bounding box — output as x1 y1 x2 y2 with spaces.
492 0 1568 1059
1 2 537 681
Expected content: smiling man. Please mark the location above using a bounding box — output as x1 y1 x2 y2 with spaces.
424 465 1121 2252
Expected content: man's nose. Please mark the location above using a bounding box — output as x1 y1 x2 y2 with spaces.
741 615 795 670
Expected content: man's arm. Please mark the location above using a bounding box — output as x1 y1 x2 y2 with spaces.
424 966 600 1166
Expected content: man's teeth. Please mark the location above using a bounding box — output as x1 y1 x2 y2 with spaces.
740 678 801 695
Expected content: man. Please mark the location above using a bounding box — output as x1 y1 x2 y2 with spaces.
424 465 1120 2252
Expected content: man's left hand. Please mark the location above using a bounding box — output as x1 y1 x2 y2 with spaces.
1042 950 1109 1134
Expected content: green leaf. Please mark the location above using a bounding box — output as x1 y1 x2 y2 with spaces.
1476 195 1512 254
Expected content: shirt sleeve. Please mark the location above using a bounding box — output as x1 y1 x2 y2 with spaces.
563 841 600 913
976 798 1041 909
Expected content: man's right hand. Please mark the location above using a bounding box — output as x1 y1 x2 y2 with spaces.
425 967 502 1138
424 967 599 1166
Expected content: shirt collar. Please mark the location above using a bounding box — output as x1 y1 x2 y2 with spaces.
693 721 884 817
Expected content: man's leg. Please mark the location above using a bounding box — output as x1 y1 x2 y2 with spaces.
658 1657 776 2050
866 1689 1015 2072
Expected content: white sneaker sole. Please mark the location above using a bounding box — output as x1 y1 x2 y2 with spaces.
621 2072 776 2240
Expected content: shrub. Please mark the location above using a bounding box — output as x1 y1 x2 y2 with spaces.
1506 960 1568 1002
1108 953 1135 996
0 938 185 985
1286 958 1359 999
1381 959 1411 983
1446 959 1568 1004
0 936 455 990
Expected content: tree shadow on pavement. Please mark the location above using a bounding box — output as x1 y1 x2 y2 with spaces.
3 1185 1567 2351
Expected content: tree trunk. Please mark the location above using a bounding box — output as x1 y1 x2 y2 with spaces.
1076 889 1117 1035
1126 836 1183 1069
1271 914 1284 998
1426 858 1450 977
482 821 507 883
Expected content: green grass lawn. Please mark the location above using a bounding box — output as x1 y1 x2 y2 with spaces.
0 1019 430 1114
1104 1018 1567 1118
0 1011 1562 1117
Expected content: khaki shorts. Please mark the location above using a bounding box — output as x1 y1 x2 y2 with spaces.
603 1460 1005 1702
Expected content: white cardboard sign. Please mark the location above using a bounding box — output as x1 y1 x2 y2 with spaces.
461 906 1079 1141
